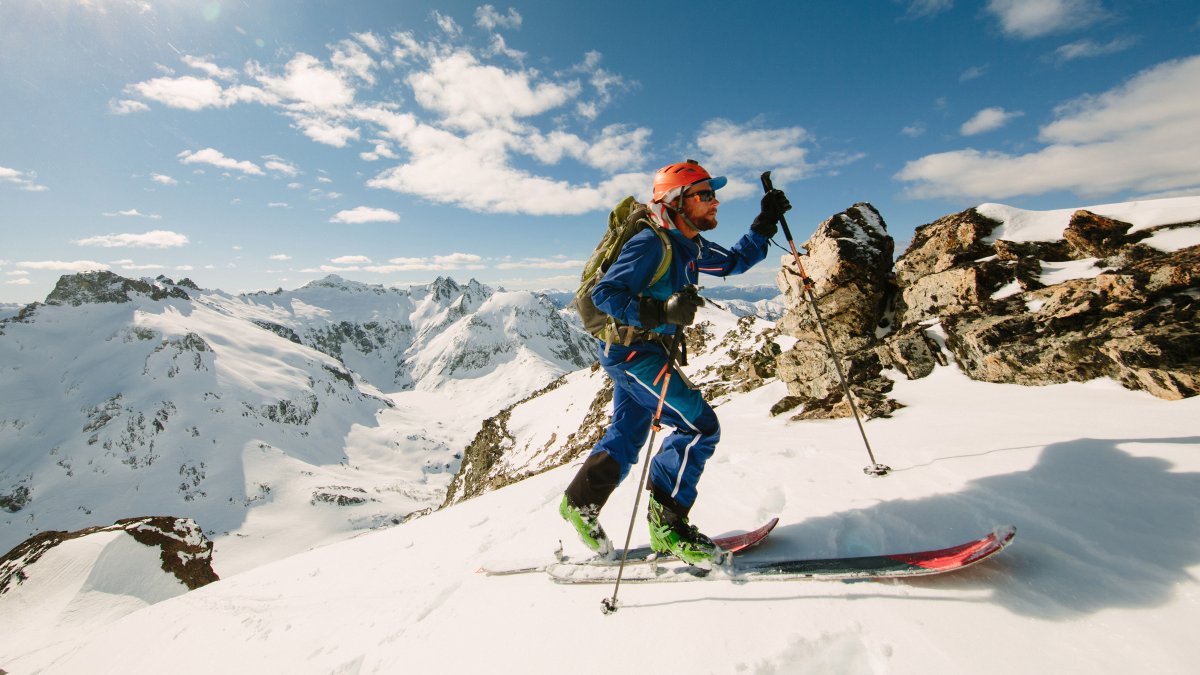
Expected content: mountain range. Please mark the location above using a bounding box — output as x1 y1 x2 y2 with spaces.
0 272 594 573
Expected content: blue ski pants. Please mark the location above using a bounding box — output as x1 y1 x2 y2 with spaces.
589 339 720 511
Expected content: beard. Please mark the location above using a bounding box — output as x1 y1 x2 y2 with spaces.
692 213 718 231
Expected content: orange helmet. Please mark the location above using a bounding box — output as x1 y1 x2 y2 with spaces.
651 159 727 204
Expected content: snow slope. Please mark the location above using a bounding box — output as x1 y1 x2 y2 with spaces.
6 365 1196 674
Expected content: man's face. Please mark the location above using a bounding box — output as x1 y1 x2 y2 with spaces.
681 181 719 231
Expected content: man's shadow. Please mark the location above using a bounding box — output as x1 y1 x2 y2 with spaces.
739 437 1200 620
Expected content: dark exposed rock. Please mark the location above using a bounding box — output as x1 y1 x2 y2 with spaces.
774 203 903 418
441 374 609 506
887 202 1199 401
0 516 218 595
772 201 1199 418
46 271 190 306
894 208 1000 288
1063 210 1145 257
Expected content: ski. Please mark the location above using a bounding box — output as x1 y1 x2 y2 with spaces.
479 517 779 576
546 525 1016 584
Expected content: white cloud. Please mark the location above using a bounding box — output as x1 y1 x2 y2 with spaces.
111 27 742 217
306 252 485 274
151 173 178 185
486 34 526 63
896 55 1200 200
902 122 927 138
103 208 161 218
408 51 579 131
375 252 485 272
960 65 988 81
182 55 238 80
252 53 355 112
960 107 1024 135
331 39 377 85
330 206 401 224
109 99 150 114
74 0 152 15
178 148 264 175
269 254 292 261
0 165 49 192
5 277 32 286
353 31 386 54
582 125 651 172
292 115 361 147
74 230 190 248
331 255 372 264
367 136 647 215
262 155 301 176
360 140 399 162
433 11 462 38
495 256 582 270
475 5 523 31
519 125 649 172
572 52 635 122
1052 36 1138 62
17 260 110 273
902 0 953 19
985 0 1107 39
126 75 227 111
694 119 821 194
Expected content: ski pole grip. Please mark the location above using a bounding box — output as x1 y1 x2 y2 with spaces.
760 171 795 243
763 170 792 243
760 171 774 192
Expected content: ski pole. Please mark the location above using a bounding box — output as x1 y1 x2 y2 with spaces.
762 171 890 477
602 332 681 615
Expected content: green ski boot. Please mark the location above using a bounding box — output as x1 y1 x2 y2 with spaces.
559 494 613 556
647 493 725 567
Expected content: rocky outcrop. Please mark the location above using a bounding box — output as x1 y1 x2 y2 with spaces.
0 516 218 595
940 244 1199 399
442 371 612 506
772 203 1199 419
773 203 904 419
46 271 190 306
692 316 782 401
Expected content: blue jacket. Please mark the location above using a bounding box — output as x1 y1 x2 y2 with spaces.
592 225 770 336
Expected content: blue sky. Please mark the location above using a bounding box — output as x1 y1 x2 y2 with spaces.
2 0 1198 304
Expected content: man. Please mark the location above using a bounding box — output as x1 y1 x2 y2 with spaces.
560 159 790 565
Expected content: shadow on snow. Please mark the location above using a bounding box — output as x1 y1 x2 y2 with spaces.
736 436 1200 620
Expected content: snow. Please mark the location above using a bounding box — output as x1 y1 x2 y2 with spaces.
2 202 1199 673
3 338 1198 673
978 195 1200 244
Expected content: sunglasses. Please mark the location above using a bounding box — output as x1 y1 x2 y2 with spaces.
685 189 717 203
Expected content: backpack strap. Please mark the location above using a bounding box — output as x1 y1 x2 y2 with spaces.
600 221 674 356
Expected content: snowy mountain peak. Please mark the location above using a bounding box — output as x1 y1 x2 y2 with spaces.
45 271 190 307
428 276 463 302
298 274 390 295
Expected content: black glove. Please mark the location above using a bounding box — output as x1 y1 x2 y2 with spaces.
751 189 792 238
638 286 704 327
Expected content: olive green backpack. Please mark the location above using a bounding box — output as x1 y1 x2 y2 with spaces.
573 195 672 345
